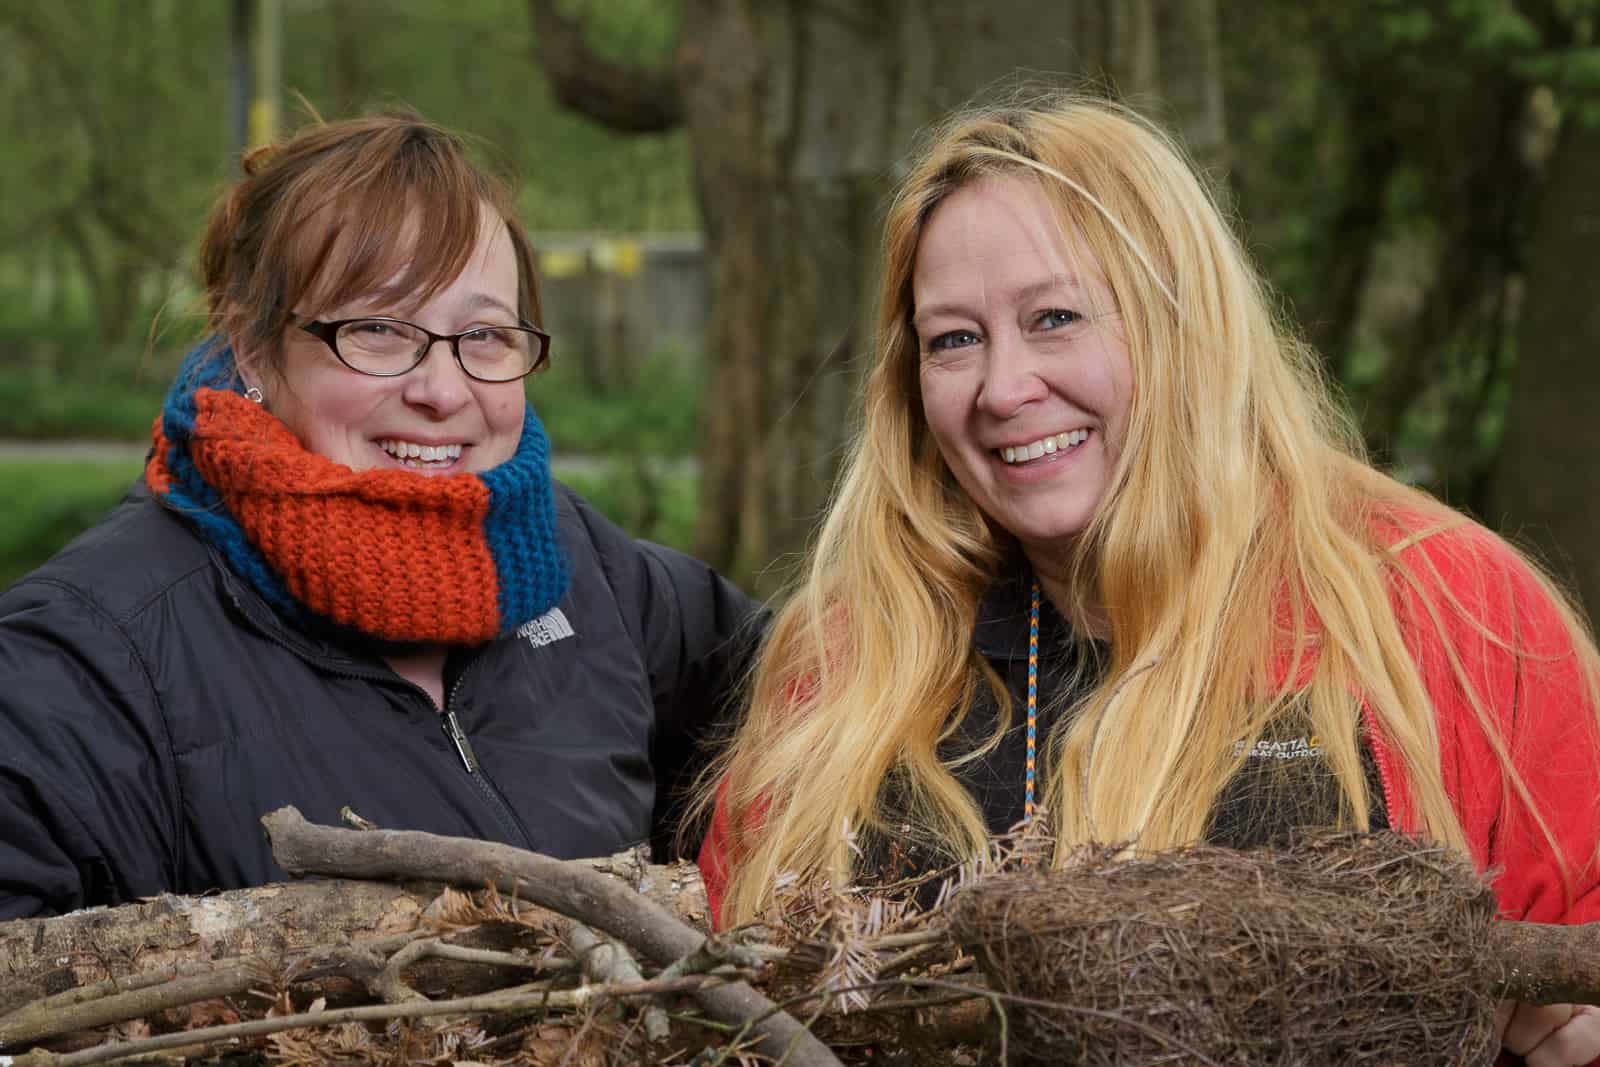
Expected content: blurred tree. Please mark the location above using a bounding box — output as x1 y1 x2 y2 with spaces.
1489 111 1600 615
531 0 1225 594
1223 0 1598 514
0 2 223 362
0 0 699 378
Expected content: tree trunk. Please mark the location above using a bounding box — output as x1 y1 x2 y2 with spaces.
535 1 1225 594
1488 115 1600 619
677 1 1224 595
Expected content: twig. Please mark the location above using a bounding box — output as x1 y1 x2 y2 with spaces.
372 937 554 1004
0 933 421 1048
0 966 210 1020
566 921 670 1042
262 806 844 1067
555 1000 600 1067
3 971 747 1067
657 935 767 983
905 976 1224 1067
340 806 379 831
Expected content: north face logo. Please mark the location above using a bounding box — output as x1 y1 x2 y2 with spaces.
517 607 575 648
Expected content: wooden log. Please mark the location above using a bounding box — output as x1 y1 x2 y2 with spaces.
0 879 432 1018
1491 919 1600 1005
0 852 709 1024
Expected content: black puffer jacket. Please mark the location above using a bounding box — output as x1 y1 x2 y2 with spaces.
0 481 761 919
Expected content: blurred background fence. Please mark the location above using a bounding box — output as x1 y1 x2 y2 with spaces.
534 233 707 388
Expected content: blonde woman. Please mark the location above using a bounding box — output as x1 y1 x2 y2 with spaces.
699 98 1600 1062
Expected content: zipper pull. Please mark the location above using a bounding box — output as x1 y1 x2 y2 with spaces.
442 710 480 773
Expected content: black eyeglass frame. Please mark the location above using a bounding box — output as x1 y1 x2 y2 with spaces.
297 316 551 382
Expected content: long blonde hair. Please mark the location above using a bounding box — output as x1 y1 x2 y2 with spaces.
712 95 1600 924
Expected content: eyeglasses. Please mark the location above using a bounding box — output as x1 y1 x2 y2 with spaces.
298 317 551 382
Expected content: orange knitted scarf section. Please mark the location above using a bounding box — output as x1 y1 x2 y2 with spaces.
151 389 503 644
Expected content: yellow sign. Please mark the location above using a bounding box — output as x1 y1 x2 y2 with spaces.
540 248 586 280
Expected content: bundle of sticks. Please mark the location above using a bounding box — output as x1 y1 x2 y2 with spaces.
0 809 1594 1066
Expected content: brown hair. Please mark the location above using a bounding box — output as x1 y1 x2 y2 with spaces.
196 110 541 378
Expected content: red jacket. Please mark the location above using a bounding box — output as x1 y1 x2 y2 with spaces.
1371 519 1600 926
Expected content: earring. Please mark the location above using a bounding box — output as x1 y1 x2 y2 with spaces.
245 386 264 404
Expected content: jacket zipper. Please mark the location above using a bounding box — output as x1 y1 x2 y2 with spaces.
439 668 537 851
1362 706 1405 832
441 708 479 772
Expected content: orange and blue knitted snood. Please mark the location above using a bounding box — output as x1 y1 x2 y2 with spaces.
146 342 569 645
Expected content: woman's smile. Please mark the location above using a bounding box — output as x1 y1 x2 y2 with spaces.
374 436 469 473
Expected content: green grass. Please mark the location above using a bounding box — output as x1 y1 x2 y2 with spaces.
0 459 143 588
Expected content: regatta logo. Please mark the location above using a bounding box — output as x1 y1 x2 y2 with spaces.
1233 734 1323 760
517 607 575 648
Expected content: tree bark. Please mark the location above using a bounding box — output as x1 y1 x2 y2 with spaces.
1488 114 1600 619
0 880 432 1018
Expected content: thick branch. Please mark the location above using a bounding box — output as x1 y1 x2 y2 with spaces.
0 937 407 1049
1493 920 1600 1005
262 806 839 1067
528 0 683 133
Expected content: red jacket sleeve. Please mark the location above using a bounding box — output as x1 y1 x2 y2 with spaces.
697 777 733 929
1383 521 1600 925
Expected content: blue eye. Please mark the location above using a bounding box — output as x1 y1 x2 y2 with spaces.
927 329 980 354
1036 309 1083 330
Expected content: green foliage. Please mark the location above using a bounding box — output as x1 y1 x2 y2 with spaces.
0 459 141 588
0 369 165 440
275 1 694 233
554 0 678 63
558 461 698 552
1518 46 1600 97
528 348 702 457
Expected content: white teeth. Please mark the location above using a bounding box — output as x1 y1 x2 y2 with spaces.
999 429 1090 464
379 439 464 465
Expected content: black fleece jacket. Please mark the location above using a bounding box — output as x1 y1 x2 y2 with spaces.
0 481 760 918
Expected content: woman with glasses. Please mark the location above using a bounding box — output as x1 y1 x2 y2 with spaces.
0 113 761 919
